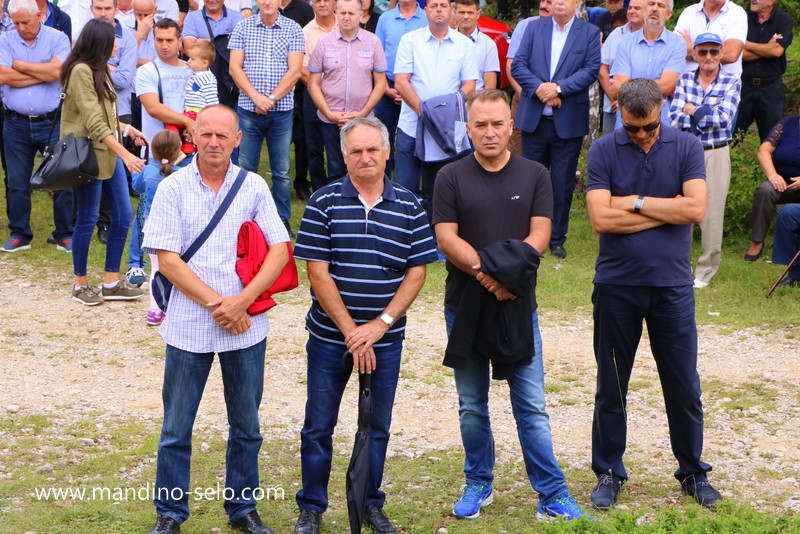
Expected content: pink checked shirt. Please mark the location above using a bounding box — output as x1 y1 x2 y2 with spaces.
307 27 387 124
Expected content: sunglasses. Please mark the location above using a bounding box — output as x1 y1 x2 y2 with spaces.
696 48 721 57
622 120 661 133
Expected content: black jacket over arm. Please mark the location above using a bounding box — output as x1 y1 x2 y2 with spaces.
444 239 542 380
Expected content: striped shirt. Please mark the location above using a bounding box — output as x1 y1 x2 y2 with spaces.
669 67 741 146
307 28 387 124
228 13 305 112
184 70 220 111
294 176 438 347
142 158 290 353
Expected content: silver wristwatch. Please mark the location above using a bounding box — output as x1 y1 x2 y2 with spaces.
379 313 395 327
267 93 277 101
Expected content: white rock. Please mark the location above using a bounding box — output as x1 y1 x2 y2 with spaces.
200 442 212 454
6 405 19 413
35 464 53 474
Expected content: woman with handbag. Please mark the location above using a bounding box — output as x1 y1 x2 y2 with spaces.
61 19 149 306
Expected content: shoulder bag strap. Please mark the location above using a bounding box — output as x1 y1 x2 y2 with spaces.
180 167 248 263
202 8 215 39
154 61 163 104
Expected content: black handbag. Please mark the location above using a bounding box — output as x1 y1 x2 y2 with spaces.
152 168 248 312
30 87 100 192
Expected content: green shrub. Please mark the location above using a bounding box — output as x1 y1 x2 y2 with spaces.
725 132 765 238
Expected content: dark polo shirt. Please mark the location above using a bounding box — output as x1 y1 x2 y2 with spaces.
742 8 793 81
586 125 706 287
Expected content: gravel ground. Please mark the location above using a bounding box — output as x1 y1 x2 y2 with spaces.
1 265 799 515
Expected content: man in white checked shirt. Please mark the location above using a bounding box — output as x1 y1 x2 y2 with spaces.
141 105 290 534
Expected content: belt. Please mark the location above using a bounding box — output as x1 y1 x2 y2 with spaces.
703 140 730 151
742 76 780 86
3 107 58 122
541 115 554 121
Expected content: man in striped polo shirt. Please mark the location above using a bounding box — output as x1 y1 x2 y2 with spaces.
293 117 438 534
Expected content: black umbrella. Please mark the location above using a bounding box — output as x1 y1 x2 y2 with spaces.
345 352 374 534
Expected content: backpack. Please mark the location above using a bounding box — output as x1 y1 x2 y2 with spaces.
202 13 240 109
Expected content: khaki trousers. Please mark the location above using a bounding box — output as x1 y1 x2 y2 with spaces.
694 144 731 284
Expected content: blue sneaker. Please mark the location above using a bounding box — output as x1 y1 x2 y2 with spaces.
126 267 147 287
453 483 493 519
536 494 593 521
0 237 31 252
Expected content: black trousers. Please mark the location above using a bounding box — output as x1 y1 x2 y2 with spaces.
591 283 711 482
734 78 785 142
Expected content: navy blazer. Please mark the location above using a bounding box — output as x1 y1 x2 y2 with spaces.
511 16 601 139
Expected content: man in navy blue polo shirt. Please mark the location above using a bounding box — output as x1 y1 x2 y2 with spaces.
293 117 438 534
586 78 721 511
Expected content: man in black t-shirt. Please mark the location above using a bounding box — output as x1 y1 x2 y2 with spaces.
432 89 591 522
734 0 793 141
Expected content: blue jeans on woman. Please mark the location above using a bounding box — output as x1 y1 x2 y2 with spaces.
444 308 569 505
295 336 402 513
72 157 132 276
155 338 267 524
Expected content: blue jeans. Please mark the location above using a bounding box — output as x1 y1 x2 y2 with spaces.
444 308 569 504
591 284 710 482
296 336 402 513
394 129 421 196
155 338 267 523
73 158 132 276
773 204 800 279
319 120 346 182
3 115 73 242
237 107 293 221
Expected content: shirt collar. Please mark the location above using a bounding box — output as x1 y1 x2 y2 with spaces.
392 3 424 19
340 175 398 201
551 15 575 33
635 26 668 44
697 0 730 13
467 26 479 42
203 5 229 20
335 27 363 41
424 25 456 43
190 157 237 188
258 12 287 28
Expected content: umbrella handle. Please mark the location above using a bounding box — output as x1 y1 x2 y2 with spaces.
343 350 373 394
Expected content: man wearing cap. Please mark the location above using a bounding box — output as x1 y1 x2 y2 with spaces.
586 77 720 511
670 33 740 288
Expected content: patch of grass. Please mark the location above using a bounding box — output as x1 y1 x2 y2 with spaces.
704 380 779 412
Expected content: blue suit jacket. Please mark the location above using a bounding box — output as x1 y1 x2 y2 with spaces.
511 16 601 139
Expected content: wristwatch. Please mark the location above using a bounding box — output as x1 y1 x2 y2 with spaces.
556 85 562 95
379 313 395 327
633 194 645 214
267 93 277 101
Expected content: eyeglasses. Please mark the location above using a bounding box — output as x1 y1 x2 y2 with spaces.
622 120 661 133
696 48 721 57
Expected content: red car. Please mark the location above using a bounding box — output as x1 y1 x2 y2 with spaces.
477 15 512 88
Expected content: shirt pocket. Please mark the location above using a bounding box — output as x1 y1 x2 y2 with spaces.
270 34 291 57
323 48 341 70
357 48 374 69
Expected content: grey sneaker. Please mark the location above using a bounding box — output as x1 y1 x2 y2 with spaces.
73 285 104 306
102 279 144 300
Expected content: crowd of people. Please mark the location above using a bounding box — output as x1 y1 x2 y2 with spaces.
0 0 798 532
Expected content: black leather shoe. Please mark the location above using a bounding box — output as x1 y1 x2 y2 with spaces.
282 219 296 239
230 510 274 534
681 475 722 509
294 508 321 534
97 226 109 245
295 187 312 202
777 276 800 288
590 473 624 510
363 504 396 534
147 514 180 534
550 244 567 259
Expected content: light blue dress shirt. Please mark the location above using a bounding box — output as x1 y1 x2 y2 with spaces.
374 4 427 82
394 26 478 161
0 24 72 115
543 16 574 117
611 27 686 125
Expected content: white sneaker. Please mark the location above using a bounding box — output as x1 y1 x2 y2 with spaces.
126 267 147 287
693 279 709 289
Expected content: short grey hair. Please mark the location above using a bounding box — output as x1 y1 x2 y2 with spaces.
617 78 662 118
8 0 40 15
339 117 390 155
